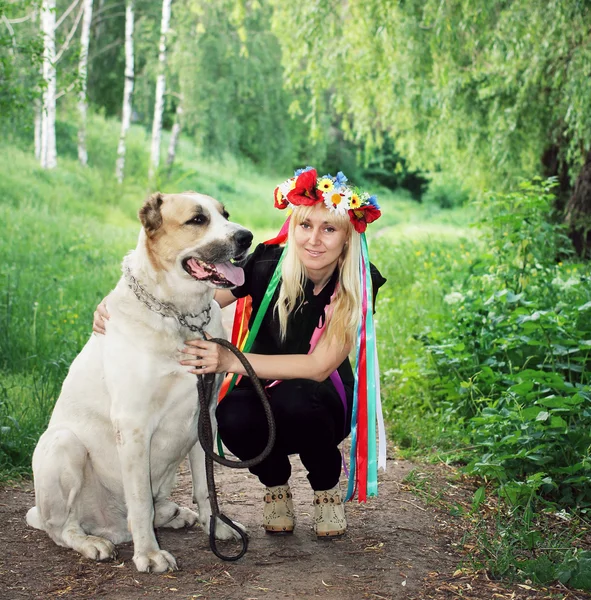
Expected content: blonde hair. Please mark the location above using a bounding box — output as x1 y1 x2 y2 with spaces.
275 205 362 348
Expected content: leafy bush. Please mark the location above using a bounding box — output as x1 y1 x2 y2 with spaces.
422 179 591 506
424 172 470 209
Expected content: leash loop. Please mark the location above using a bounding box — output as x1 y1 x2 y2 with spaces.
196 338 276 561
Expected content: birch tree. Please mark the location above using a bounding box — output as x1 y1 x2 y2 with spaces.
148 0 172 179
166 101 182 170
40 0 57 169
77 0 93 165
115 0 134 183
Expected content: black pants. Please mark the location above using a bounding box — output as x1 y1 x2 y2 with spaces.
216 378 352 491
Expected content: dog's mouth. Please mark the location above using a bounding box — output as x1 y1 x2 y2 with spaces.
182 257 245 288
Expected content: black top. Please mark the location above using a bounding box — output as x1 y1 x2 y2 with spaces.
231 243 387 388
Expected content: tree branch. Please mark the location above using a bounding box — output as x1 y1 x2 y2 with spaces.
54 0 85 63
1 15 16 52
54 0 81 30
6 12 35 23
88 36 122 61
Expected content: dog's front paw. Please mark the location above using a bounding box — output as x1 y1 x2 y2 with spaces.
210 517 247 541
133 549 178 573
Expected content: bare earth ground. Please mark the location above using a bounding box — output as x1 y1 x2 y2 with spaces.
1 452 589 600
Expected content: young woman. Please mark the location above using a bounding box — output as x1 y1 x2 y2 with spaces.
94 167 386 537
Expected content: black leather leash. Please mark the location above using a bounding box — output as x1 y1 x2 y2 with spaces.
196 338 276 561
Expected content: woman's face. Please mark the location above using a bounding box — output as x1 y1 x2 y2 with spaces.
293 203 349 278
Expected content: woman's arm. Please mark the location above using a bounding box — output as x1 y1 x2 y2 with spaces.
214 289 238 309
180 332 351 383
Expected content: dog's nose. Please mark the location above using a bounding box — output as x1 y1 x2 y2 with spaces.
234 229 253 250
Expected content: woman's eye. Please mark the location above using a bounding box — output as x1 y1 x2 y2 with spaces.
300 222 311 229
325 227 336 233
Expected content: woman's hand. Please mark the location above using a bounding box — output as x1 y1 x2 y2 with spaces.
93 298 110 335
180 336 240 375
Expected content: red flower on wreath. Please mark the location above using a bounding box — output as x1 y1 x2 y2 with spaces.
274 186 289 210
287 169 323 206
349 205 382 233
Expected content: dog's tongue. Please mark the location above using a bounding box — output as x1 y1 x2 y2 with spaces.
214 261 245 286
186 258 244 286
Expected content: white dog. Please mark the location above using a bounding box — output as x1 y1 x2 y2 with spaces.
26 191 252 573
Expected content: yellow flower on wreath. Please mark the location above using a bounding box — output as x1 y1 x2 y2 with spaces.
318 177 334 192
349 192 362 209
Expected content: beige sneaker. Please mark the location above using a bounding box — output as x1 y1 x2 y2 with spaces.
263 484 295 534
313 487 347 537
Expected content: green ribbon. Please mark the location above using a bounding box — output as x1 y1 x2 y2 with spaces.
216 245 287 455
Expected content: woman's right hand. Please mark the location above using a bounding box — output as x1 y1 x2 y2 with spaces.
93 298 110 335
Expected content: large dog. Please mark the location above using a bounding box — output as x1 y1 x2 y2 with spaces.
26 191 252 573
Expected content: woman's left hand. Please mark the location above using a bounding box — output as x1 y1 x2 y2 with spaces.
180 336 238 375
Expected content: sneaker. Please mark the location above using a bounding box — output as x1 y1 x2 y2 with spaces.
263 484 295 534
313 487 346 537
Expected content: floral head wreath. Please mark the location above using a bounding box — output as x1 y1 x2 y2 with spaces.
273 167 381 233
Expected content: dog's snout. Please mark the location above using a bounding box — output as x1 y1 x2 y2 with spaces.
234 229 253 250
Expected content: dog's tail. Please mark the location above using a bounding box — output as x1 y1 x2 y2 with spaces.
26 506 43 530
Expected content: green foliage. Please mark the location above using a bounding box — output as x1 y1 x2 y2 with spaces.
420 179 591 505
423 172 470 209
464 504 591 590
273 0 591 191
0 0 42 122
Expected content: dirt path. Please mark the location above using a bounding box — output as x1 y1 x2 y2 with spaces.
0 451 462 600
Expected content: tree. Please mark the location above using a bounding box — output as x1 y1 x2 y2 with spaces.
40 0 57 168
271 1 591 215
148 0 171 180
115 0 134 183
77 0 93 165
166 98 182 171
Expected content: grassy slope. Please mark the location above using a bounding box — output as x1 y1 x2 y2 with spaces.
0 113 477 476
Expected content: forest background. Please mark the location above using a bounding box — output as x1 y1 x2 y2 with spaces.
1 0 591 592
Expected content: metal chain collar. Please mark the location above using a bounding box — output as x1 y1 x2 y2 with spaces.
124 266 211 336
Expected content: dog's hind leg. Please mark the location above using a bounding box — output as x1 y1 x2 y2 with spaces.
154 500 198 529
29 428 117 561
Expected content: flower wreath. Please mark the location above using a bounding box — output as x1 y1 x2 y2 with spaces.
273 167 381 233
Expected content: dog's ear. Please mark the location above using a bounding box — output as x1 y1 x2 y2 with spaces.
139 192 164 236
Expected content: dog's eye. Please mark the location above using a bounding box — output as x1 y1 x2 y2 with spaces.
222 210 230 220
186 214 208 226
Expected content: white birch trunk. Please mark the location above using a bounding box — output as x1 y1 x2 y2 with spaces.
166 103 182 169
33 8 42 160
148 0 172 179
77 0 93 166
115 0 135 183
34 101 42 160
40 0 57 169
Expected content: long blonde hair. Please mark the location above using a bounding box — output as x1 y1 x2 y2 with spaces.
275 205 362 347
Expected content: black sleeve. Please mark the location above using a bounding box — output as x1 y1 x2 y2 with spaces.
230 243 282 299
370 263 387 310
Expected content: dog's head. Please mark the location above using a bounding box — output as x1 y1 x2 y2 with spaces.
139 191 253 289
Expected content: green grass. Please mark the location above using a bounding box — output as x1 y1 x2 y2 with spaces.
0 110 473 477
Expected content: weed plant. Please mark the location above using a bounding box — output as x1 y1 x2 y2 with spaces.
416 178 591 589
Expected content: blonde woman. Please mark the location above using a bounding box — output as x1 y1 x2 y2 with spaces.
95 168 385 537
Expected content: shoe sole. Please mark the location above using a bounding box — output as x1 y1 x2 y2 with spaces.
315 529 346 538
264 527 294 535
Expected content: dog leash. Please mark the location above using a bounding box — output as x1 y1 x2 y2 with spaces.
196 338 276 561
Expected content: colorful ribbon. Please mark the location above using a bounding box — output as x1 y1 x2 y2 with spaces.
345 233 385 502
